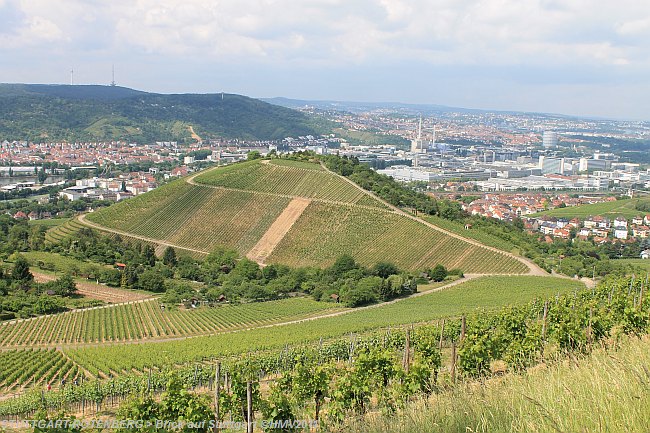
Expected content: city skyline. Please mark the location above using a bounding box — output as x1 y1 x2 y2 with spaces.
1 0 649 121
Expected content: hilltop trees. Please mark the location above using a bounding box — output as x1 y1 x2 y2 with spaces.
323 154 465 220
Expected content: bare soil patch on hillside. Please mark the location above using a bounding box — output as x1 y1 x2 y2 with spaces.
247 197 311 263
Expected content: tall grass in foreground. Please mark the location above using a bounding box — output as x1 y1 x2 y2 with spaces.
336 336 650 433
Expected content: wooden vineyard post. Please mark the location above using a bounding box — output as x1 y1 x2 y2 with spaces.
460 315 466 342
639 274 646 307
246 381 253 433
542 301 549 340
348 333 356 363
214 362 221 433
402 329 411 373
587 308 593 347
439 319 445 351
541 301 549 359
451 342 457 385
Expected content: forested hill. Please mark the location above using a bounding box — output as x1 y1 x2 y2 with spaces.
0 84 328 143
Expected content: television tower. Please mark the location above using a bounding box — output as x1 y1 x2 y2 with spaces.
110 65 116 86
70 68 74 85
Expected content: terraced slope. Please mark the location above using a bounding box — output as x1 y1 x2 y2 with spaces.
80 159 530 274
0 298 341 347
45 218 86 244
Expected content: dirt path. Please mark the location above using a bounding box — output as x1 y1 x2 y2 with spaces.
247 197 311 263
187 125 202 143
319 162 548 276
32 272 154 303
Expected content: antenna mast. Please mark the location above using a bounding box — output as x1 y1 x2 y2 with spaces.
70 68 74 85
110 65 116 86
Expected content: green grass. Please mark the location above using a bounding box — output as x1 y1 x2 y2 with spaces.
268 202 528 273
21 251 111 275
532 198 647 219
64 276 582 375
337 335 650 433
0 297 342 347
1 194 49 204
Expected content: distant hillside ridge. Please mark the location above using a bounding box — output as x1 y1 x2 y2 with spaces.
0 83 328 143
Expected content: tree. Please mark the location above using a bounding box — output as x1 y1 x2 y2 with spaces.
37 167 47 184
329 254 358 278
342 277 380 307
138 269 166 293
205 246 239 271
120 265 139 290
230 258 261 281
372 261 399 279
162 246 178 267
247 151 262 160
142 244 156 267
11 254 33 284
50 274 76 297
429 264 447 282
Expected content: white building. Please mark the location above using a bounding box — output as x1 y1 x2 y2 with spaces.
378 166 436 182
542 131 559 148
539 156 565 175
614 229 629 240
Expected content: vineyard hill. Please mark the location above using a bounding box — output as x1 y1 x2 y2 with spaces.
82 159 529 274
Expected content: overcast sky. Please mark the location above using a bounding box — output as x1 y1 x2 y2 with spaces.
1 0 649 120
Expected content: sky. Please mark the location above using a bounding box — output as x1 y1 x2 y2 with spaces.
1 0 649 120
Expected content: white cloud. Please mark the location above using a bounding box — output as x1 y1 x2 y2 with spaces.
1 0 649 118
3 0 649 66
